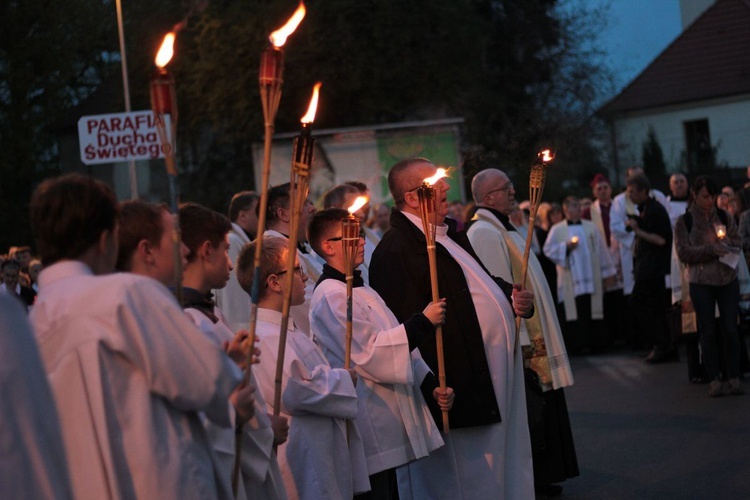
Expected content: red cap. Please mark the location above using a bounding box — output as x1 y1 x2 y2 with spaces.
590 173 610 188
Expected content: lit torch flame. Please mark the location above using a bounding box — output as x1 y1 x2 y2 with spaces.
538 149 555 163
155 32 176 68
423 168 449 186
347 196 368 215
270 2 306 47
301 82 322 124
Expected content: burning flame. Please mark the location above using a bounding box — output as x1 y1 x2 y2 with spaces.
301 82 322 124
423 168 449 186
155 32 176 68
538 149 555 163
347 196 368 215
270 2 306 47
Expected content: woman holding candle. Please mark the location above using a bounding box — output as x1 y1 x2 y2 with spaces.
675 176 744 397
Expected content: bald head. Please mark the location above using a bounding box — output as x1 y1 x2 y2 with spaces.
471 168 515 215
669 173 688 198
387 158 450 218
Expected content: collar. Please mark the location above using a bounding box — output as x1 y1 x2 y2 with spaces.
479 206 516 231
180 287 218 323
257 307 297 332
38 260 94 289
669 194 689 202
566 219 582 225
316 263 364 290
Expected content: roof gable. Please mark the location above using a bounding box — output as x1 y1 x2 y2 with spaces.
600 0 750 115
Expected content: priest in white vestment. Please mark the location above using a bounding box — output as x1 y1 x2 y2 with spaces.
370 159 536 500
308 208 451 497
236 237 370 500
0 293 73 500
29 174 242 500
467 169 579 495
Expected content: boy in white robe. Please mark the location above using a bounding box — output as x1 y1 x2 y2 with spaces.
0 293 73 500
236 236 371 500
177 202 288 500
307 208 453 499
29 174 242 500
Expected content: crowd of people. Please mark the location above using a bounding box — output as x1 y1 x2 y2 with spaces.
2 158 748 500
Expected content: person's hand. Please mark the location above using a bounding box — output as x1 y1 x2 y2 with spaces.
347 368 358 387
603 276 617 289
511 284 534 317
565 239 579 251
423 298 447 327
625 217 640 231
713 243 730 256
223 331 260 369
269 414 289 446
433 387 455 411
230 382 256 425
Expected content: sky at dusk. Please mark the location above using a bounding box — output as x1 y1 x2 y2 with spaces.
586 0 684 97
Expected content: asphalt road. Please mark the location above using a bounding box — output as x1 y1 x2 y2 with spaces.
559 346 750 500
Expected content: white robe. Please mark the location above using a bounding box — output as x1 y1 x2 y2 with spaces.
30 261 242 500
309 278 444 474
213 222 252 331
0 294 73 500
396 211 533 500
253 308 370 500
544 220 616 321
265 230 324 334
589 199 622 291
184 306 286 500
467 208 573 390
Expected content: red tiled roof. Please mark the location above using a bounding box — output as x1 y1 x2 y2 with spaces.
600 0 750 115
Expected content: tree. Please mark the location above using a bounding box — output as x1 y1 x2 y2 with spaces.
642 126 666 179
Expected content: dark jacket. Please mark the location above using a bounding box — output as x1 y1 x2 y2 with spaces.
369 209 519 431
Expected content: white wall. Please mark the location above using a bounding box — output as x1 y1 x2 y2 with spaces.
612 95 750 171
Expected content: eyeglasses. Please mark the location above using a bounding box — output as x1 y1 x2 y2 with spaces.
275 265 304 277
484 182 514 197
326 230 366 242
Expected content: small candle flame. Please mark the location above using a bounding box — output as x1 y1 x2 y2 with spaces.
716 225 727 239
423 168 448 186
270 2 306 47
347 196 368 215
301 82 322 124
155 32 176 68
538 149 555 163
571 236 579 244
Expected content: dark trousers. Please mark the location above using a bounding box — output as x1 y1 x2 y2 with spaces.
558 294 592 354
631 277 671 351
690 280 741 380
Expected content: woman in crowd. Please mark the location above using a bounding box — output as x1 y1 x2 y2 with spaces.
675 176 744 397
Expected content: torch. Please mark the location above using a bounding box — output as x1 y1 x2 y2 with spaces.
416 167 450 433
342 196 368 369
272 83 320 420
514 149 555 355
234 4 306 493
150 32 184 304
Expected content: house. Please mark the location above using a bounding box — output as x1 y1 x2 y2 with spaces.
599 0 750 183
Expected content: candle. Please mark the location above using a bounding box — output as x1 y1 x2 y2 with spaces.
571 236 579 244
715 224 727 239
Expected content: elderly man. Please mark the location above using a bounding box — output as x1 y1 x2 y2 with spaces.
467 168 578 497
369 158 535 500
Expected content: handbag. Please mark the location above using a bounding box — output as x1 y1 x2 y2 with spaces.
681 300 698 335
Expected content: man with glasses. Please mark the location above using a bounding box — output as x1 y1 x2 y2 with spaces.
369 158 535 499
309 208 452 499
467 169 578 497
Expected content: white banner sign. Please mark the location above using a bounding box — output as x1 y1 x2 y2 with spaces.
78 111 171 165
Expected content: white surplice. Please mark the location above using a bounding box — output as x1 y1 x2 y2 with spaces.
396 212 533 500
310 279 444 474
184 306 286 500
0 294 73 500
253 308 370 500
468 208 573 390
264 230 325 334
213 222 252 331
31 261 242 500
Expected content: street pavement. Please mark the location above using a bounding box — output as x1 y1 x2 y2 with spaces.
559 346 750 499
